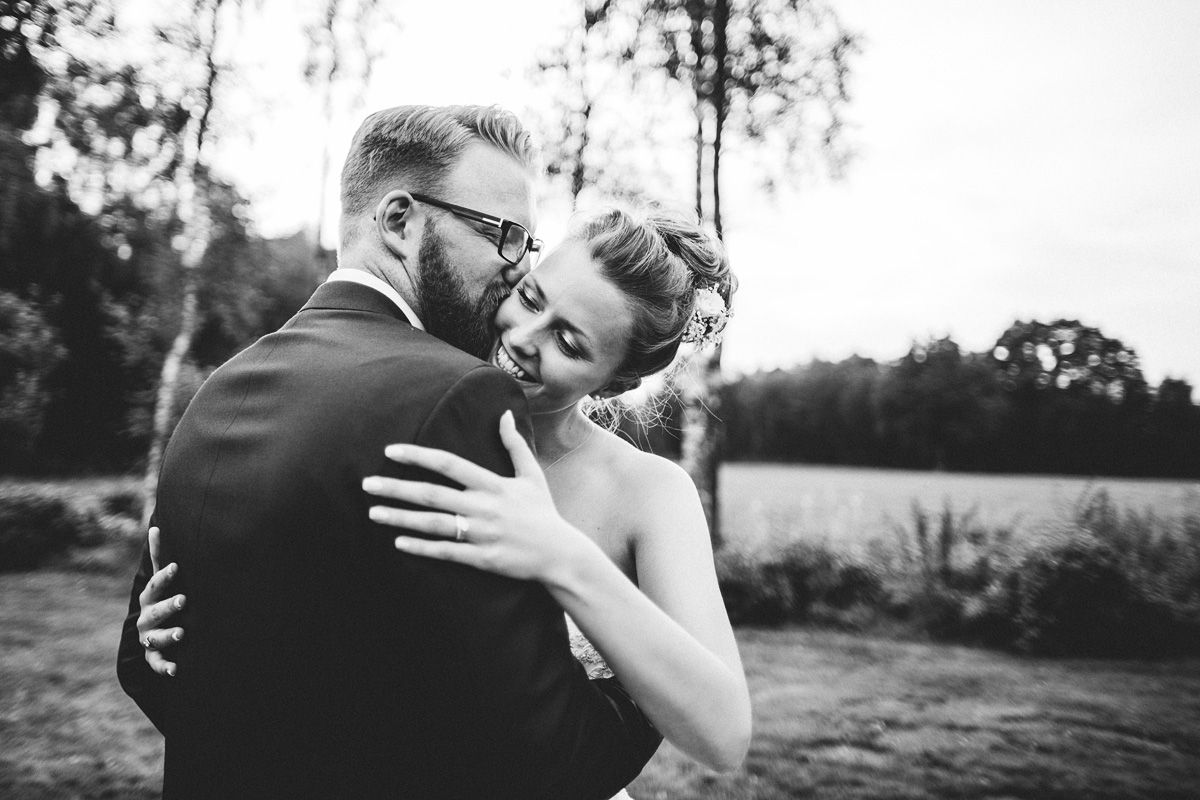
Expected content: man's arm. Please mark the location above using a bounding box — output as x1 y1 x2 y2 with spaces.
116 534 176 735
382 365 661 799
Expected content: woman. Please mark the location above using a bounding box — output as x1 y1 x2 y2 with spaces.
136 206 751 790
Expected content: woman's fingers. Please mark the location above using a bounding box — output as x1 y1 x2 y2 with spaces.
393 535 482 568
140 594 186 627
368 505 461 538
146 651 178 678
141 626 185 650
381 443 503 490
362 476 475 514
148 526 163 573
138 562 178 606
499 410 542 479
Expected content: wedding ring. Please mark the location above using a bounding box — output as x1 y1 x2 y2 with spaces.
454 514 470 543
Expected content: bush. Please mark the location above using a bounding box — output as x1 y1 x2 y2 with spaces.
719 492 1200 657
717 541 882 626
875 501 1020 642
0 490 89 571
1007 533 1184 656
0 292 67 469
101 486 143 519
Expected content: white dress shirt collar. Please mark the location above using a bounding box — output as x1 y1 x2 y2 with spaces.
324 268 425 331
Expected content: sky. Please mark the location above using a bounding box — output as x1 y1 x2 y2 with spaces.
209 0 1200 387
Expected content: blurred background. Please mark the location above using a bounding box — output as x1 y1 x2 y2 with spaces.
2 1 1199 798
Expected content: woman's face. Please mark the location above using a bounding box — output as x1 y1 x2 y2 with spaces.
489 239 634 414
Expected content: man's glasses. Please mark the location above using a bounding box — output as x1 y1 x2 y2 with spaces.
410 192 542 266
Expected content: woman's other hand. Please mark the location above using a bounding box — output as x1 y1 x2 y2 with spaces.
363 410 588 583
136 526 186 677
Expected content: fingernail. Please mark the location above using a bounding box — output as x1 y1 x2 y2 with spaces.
385 444 407 460
502 410 514 424
174 596 185 610
369 506 386 522
172 629 184 642
362 477 381 492
167 667 176 677
168 563 177 576
394 537 411 551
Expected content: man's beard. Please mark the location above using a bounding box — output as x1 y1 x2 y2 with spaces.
417 222 509 360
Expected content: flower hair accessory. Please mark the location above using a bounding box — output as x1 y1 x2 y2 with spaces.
682 284 731 348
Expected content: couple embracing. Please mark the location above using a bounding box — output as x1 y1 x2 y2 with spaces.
117 104 750 799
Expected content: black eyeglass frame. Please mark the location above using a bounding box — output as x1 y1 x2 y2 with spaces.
409 192 542 266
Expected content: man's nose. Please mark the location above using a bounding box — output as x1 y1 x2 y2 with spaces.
503 258 531 288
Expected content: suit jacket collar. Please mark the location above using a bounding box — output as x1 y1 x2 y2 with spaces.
300 281 415 327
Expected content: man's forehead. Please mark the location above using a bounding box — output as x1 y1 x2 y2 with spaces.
443 142 538 229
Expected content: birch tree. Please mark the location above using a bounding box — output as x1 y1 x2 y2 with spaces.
631 0 858 542
140 0 228 526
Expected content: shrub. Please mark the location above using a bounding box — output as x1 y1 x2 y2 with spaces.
0 293 67 469
717 541 882 626
102 486 143 519
1008 532 1181 656
876 501 1020 642
0 490 89 571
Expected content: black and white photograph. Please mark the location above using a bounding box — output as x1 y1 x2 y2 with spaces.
1 0 1198 797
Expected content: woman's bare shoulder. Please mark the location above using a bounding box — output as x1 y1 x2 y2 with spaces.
592 429 702 519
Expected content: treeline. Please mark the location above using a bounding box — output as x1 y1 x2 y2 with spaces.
1 117 328 472
0 1 333 474
718 326 1200 478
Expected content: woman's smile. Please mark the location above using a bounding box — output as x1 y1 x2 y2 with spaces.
493 341 538 384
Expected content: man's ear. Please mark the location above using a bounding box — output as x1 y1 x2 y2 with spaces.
374 190 420 260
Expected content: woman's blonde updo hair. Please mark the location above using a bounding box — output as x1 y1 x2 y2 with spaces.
571 206 736 395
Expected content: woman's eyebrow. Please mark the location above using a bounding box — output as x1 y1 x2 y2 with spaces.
533 278 594 352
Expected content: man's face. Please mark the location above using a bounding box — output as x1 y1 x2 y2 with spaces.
414 142 537 359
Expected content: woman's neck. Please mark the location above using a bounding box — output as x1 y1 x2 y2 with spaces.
531 402 593 467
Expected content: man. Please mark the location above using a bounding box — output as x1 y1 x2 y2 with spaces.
117 105 661 799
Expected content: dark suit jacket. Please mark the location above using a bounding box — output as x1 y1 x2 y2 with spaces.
117 281 660 799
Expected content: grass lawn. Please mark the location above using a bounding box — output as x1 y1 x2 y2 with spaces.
3 563 1199 799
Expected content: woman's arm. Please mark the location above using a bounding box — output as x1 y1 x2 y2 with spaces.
537 460 748 772
544 458 751 771
364 412 751 771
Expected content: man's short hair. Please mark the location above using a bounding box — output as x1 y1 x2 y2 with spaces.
339 105 539 223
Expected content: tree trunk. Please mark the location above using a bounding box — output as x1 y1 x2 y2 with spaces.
140 275 199 527
570 100 591 206
677 0 723 545
140 0 224 527
312 0 341 265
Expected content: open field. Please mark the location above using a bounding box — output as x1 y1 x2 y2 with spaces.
3 563 1199 799
720 463 1200 554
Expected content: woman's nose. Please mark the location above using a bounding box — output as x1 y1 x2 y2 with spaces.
507 321 540 358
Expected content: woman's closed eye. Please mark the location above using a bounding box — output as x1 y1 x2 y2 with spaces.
517 283 539 311
517 283 587 360
557 331 584 360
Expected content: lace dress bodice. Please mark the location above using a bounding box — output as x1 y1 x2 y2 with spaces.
566 614 614 680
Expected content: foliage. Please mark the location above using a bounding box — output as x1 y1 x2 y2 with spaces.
0 489 92 570
527 0 677 206
717 540 882 626
0 0 329 473
0 292 66 466
1005 532 1174 657
721 490 1200 657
